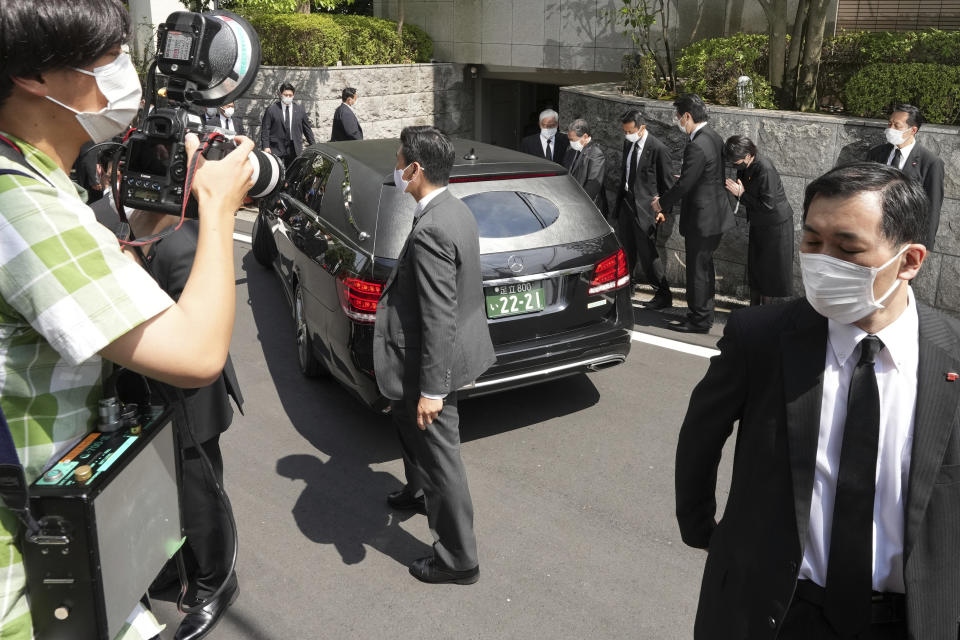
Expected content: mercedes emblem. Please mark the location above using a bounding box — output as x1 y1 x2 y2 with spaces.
507 255 524 274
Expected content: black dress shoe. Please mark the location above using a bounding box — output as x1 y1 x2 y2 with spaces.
641 296 673 310
409 556 479 585
387 488 426 514
666 320 711 334
174 577 239 640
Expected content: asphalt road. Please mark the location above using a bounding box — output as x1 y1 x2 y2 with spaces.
150 234 737 639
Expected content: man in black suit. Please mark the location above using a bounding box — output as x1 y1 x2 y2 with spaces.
204 101 245 135
91 160 244 639
563 118 607 215
331 87 363 141
676 162 960 639
373 126 496 585
865 103 944 249
518 108 569 164
614 108 675 309
260 82 315 168
653 94 733 333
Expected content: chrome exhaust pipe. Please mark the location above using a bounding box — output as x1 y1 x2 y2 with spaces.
586 355 626 372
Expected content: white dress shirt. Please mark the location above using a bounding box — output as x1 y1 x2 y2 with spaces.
219 115 234 131
690 121 708 140
624 130 648 191
886 140 915 170
540 133 556 158
799 286 919 593
413 186 449 400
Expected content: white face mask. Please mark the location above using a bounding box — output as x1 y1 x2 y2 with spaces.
222 107 235 118
569 139 583 152
800 245 909 324
205 107 218 117
393 163 413 193
281 96 294 106
541 127 557 140
676 115 688 133
46 53 141 144
625 131 640 144
885 127 908 147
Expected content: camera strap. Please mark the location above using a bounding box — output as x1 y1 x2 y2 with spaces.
0 404 40 536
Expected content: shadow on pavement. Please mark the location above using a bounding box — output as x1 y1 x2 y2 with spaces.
242 251 601 566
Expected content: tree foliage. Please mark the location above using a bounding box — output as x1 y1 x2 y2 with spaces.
603 0 676 92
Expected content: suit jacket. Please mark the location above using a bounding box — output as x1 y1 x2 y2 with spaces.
260 101 315 158
613 132 675 224
735 154 792 227
91 202 244 444
519 132 570 165
866 141 944 249
330 103 363 141
675 297 960 640
565 141 608 215
658 124 734 238
373 189 496 401
203 113 246 136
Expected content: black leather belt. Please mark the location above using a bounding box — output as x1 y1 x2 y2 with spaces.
795 580 906 624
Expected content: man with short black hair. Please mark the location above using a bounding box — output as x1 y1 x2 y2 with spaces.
0 1 254 637
374 126 495 585
331 87 363 141
653 94 734 333
260 82 315 167
205 101 244 135
519 108 569 164
615 108 674 309
865 103 944 249
676 161 960 639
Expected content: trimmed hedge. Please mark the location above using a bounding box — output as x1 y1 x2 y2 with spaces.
245 12 432 66
819 29 960 106
675 34 775 109
845 63 960 125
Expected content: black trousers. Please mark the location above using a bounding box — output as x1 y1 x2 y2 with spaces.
180 435 234 600
684 233 722 328
616 198 669 296
391 393 478 571
779 583 907 640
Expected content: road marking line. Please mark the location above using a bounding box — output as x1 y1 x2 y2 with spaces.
234 232 252 244
630 330 720 359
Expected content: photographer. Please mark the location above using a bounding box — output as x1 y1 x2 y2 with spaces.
0 1 253 638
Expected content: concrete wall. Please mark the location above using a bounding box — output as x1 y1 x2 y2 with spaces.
370 0 837 73
560 83 960 314
228 64 475 145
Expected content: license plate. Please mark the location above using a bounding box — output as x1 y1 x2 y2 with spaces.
485 281 545 319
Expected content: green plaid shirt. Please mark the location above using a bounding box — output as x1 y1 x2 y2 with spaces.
0 133 172 638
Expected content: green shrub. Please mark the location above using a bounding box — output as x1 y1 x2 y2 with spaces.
819 29 960 106
621 53 661 98
243 12 432 66
845 63 960 125
675 34 775 109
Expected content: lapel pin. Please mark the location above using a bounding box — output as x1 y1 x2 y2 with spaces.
947 372 959 381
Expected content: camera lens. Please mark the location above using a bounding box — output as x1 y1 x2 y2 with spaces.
247 150 285 200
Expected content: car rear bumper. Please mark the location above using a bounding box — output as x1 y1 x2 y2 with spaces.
458 326 631 399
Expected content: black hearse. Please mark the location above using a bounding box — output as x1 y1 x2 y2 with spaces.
251 138 632 410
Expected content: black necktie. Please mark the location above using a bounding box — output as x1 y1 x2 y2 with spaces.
225 118 232 132
891 148 902 168
626 142 638 190
823 334 884 637
285 105 292 139
545 138 552 160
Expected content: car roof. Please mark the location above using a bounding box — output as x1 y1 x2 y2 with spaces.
311 138 568 180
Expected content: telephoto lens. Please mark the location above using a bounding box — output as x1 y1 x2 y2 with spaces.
247 149 285 200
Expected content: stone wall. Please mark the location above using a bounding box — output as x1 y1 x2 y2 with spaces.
560 83 960 315
232 63 474 145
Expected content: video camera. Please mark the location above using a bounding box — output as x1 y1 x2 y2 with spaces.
118 10 283 218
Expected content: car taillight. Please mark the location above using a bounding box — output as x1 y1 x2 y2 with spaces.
337 276 384 323
588 248 630 295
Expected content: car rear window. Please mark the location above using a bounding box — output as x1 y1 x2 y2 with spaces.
461 191 560 238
